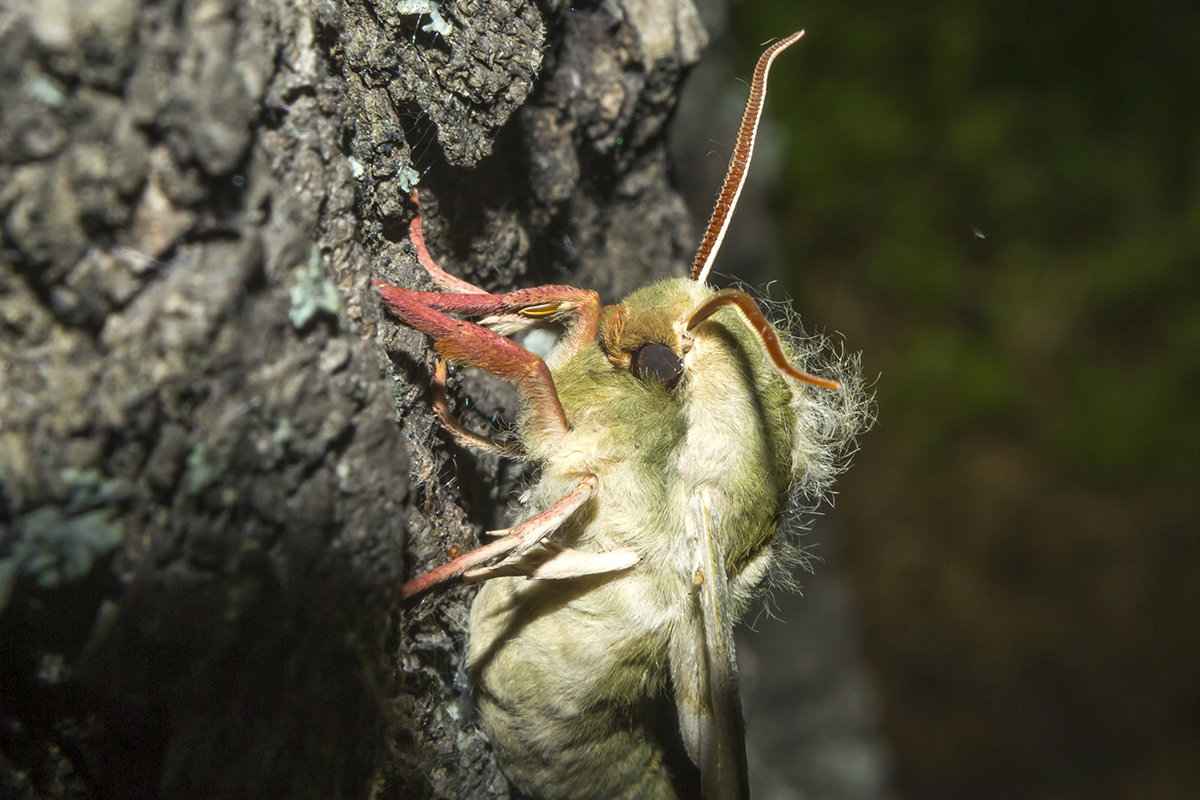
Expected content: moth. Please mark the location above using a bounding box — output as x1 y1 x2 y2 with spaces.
376 31 866 799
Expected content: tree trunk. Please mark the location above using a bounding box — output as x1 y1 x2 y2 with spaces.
1 0 705 797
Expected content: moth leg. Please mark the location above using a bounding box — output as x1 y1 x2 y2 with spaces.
464 545 640 582
406 188 488 294
376 281 582 439
430 360 523 458
527 547 640 580
379 277 600 362
400 474 598 600
395 191 601 364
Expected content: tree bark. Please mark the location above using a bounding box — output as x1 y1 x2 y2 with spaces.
1 0 705 797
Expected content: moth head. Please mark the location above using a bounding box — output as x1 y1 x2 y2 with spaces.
597 281 836 391
587 277 866 589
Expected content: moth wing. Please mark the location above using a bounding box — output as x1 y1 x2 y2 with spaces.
669 487 750 800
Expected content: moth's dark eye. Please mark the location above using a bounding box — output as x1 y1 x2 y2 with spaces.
630 343 683 390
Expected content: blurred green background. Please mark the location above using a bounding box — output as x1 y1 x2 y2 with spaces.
695 2 1200 798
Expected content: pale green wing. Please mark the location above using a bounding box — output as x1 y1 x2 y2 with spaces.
670 487 750 800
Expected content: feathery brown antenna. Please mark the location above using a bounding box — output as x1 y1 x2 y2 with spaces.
687 289 841 389
691 31 805 285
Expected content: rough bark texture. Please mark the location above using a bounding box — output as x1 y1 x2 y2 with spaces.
2 0 410 796
1 0 706 797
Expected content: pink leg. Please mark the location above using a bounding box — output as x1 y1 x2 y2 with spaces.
376 280 574 439
377 191 602 441
406 189 488 294
430 360 522 457
399 190 601 360
401 474 599 599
